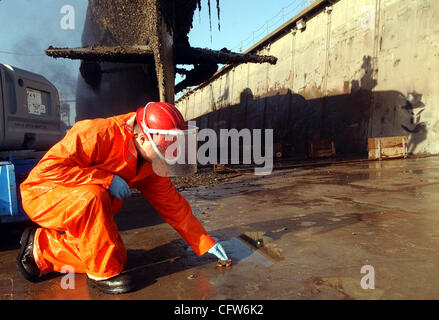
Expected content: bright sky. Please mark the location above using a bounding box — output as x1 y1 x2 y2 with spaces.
188 0 308 51
0 0 310 122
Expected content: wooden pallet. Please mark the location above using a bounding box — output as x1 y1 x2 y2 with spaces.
307 140 336 159
368 136 408 160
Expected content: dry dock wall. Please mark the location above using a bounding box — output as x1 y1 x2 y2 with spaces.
176 0 439 157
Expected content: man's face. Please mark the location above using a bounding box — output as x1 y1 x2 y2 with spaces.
133 129 172 176
133 130 157 162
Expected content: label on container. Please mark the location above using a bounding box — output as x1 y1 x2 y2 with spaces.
26 88 46 115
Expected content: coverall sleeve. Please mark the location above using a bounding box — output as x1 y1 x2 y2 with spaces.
34 121 115 189
138 173 216 256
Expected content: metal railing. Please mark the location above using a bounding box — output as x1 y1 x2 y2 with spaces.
232 0 315 53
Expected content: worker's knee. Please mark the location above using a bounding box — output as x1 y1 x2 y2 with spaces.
64 185 113 229
74 184 111 205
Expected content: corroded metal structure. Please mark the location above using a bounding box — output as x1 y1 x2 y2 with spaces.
45 0 277 121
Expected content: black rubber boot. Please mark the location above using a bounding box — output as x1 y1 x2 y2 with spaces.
16 227 41 282
87 273 137 294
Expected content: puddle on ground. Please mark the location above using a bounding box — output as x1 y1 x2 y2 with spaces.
219 237 274 267
185 236 275 269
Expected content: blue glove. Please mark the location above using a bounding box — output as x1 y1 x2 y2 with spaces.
208 243 229 261
108 175 131 200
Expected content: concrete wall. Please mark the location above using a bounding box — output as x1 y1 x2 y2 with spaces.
176 0 439 157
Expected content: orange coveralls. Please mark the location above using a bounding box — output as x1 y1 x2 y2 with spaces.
20 112 216 280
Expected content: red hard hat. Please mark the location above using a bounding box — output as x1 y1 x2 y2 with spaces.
136 102 186 140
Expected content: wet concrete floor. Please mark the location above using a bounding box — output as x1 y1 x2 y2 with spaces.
1 156 439 299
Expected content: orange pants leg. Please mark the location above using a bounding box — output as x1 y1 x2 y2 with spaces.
23 184 126 280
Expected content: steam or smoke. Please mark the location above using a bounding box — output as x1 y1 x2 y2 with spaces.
12 36 79 100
